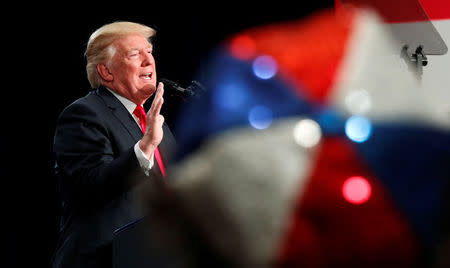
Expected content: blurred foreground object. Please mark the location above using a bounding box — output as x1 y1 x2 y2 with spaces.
144 7 450 267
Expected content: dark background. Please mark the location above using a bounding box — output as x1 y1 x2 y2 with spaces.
4 3 334 267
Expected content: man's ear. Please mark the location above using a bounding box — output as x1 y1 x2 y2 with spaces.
97 63 113 82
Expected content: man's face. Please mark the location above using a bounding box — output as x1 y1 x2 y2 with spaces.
107 34 157 104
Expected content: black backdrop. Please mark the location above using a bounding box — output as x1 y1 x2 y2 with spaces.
4 3 334 267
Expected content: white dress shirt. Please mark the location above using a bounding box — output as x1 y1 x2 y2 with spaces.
106 88 154 176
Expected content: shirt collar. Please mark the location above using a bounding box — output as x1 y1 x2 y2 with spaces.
105 87 139 115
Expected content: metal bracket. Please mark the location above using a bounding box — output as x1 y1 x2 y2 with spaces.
401 45 428 81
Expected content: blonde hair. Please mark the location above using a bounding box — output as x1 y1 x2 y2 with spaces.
85 21 156 88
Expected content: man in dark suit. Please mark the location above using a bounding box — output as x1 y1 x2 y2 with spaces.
52 21 176 268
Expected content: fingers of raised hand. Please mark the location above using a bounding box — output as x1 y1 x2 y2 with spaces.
148 82 164 118
156 114 164 126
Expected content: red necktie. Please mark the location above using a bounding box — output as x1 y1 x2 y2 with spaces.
133 105 166 177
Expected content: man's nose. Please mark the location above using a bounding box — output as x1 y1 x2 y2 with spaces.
142 53 154 66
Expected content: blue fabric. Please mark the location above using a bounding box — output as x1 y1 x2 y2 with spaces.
173 47 316 160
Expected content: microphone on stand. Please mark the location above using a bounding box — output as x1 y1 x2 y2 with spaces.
160 78 205 100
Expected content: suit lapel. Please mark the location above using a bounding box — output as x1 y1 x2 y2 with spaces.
96 87 143 143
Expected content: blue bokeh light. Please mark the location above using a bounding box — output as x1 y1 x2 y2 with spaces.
252 55 278 79
213 82 248 110
248 105 273 129
345 115 372 143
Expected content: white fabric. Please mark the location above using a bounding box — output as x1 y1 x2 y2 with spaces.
171 117 318 266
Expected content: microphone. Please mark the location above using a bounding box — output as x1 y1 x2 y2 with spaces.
160 78 205 100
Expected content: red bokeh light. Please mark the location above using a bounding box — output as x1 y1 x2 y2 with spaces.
342 176 372 204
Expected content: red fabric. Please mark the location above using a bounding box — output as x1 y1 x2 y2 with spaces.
336 0 430 23
335 0 450 22
227 10 355 104
420 0 450 20
133 105 166 177
154 148 166 177
275 138 420 267
133 105 147 133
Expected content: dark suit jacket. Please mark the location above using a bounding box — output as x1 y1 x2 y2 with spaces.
52 86 176 268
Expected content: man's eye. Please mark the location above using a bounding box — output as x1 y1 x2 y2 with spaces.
128 50 139 57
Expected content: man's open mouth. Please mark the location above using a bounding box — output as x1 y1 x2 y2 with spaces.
140 72 152 80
